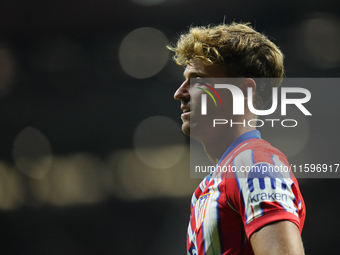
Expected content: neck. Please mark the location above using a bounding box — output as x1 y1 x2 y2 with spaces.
201 125 256 165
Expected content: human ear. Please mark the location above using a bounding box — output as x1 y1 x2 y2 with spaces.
239 78 256 100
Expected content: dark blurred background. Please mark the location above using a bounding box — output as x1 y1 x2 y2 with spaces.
0 0 339 254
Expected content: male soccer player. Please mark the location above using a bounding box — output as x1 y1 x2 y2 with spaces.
168 22 306 255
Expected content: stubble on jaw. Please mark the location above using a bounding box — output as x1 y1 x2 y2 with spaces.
181 121 190 136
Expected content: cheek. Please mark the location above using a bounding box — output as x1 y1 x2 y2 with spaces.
190 90 202 105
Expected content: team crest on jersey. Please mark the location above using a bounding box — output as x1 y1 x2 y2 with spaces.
188 246 198 255
195 193 210 230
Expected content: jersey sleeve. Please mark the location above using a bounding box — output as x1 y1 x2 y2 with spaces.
226 146 305 239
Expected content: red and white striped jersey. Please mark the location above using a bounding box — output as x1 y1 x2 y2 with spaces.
187 130 305 255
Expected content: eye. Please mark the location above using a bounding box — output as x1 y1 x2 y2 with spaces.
189 77 202 86
194 77 202 84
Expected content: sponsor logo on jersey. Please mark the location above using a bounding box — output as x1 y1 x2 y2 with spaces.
247 163 291 206
250 192 288 203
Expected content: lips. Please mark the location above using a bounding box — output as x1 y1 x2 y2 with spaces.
180 104 191 119
181 108 191 119
181 111 190 117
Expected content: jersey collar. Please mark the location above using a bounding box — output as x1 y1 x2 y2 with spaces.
217 130 261 166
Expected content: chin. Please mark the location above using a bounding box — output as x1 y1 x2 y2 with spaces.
181 123 190 136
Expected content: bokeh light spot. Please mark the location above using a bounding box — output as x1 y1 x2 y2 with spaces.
133 116 186 169
12 127 53 179
119 27 170 79
295 13 340 69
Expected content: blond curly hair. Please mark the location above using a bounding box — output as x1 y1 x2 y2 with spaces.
168 22 284 108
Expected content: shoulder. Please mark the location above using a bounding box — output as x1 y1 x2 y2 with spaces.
231 138 294 191
232 138 290 171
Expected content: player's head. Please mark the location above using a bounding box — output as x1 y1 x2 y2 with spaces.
168 22 284 109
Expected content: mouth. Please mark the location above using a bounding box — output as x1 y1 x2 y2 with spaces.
181 109 191 119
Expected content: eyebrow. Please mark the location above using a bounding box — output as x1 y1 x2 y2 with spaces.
183 71 208 79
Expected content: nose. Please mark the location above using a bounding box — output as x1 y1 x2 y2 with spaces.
174 79 190 101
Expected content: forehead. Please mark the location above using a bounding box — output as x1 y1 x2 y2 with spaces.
183 60 227 78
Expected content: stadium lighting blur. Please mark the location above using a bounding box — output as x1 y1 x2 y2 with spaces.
110 147 200 200
12 127 53 179
119 27 170 79
0 44 18 99
133 116 186 169
0 146 200 207
295 13 340 69
30 153 106 206
0 162 24 210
